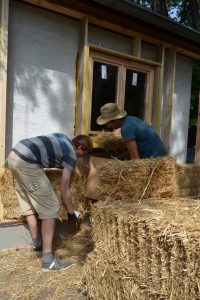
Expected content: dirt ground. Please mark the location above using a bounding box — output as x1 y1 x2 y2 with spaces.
0 224 93 300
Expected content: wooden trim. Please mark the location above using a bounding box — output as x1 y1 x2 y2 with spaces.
87 57 94 135
133 34 141 58
0 220 24 226
144 69 154 126
82 45 90 134
0 0 9 171
89 45 161 67
162 49 176 151
22 0 84 19
152 44 165 133
74 18 89 135
195 90 200 164
152 45 165 134
117 65 126 109
157 43 165 64
74 52 79 136
22 0 200 60
87 15 200 59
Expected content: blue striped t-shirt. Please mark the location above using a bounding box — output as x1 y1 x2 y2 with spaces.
12 133 77 171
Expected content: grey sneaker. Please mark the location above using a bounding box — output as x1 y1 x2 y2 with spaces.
42 257 74 271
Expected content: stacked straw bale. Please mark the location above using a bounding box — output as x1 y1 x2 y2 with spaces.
85 199 200 299
85 248 147 300
91 130 126 155
0 166 89 221
0 169 21 220
97 156 178 202
176 163 200 197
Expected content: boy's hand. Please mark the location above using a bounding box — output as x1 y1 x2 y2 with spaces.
67 210 80 221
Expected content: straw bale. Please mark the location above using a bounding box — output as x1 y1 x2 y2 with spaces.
0 197 3 220
176 163 200 197
85 239 200 300
98 156 177 202
0 166 89 221
85 247 166 300
45 168 88 221
91 198 200 249
85 199 200 299
91 130 126 155
0 168 21 220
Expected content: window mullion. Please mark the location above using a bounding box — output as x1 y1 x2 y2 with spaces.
117 65 126 110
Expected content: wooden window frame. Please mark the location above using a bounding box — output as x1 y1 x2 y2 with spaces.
88 50 156 134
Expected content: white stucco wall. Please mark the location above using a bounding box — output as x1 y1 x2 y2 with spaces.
141 42 157 61
160 50 171 140
88 24 133 55
6 0 79 153
169 54 193 163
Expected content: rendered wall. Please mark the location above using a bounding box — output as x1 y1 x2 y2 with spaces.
6 0 79 153
168 54 192 163
88 24 133 55
141 41 157 61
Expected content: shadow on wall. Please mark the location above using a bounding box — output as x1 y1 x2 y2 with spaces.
0 26 8 72
5 0 79 152
170 119 188 164
6 66 75 153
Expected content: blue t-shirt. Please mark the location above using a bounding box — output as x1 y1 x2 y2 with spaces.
121 116 167 158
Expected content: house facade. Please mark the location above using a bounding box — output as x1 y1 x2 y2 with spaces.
0 0 200 168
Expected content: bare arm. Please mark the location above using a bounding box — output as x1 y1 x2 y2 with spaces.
127 140 140 160
61 168 74 214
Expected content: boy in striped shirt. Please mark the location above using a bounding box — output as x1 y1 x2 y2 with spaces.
6 133 92 271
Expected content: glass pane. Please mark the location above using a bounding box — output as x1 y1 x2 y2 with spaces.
124 69 146 119
91 61 118 131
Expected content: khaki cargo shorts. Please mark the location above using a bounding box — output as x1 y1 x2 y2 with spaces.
6 152 60 219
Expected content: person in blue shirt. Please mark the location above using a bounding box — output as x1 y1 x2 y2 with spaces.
96 103 167 160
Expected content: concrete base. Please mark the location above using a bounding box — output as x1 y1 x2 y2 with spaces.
0 220 80 250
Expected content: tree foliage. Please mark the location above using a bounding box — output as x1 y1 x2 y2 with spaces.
128 0 200 30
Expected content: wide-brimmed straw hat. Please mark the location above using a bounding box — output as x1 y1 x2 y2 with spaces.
96 103 127 125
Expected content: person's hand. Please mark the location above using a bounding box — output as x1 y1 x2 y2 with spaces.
67 210 81 231
67 210 80 221
115 151 130 160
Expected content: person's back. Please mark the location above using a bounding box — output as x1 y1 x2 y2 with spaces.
12 133 76 170
96 102 166 160
121 116 167 158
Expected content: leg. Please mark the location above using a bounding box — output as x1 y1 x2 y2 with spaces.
7 155 70 270
41 217 73 271
26 214 42 250
26 214 38 240
41 218 56 253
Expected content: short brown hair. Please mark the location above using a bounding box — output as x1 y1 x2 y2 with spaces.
72 135 93 152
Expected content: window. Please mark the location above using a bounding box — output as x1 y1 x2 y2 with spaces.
124 69 146 119
88 51 155 132
91 61 118 131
